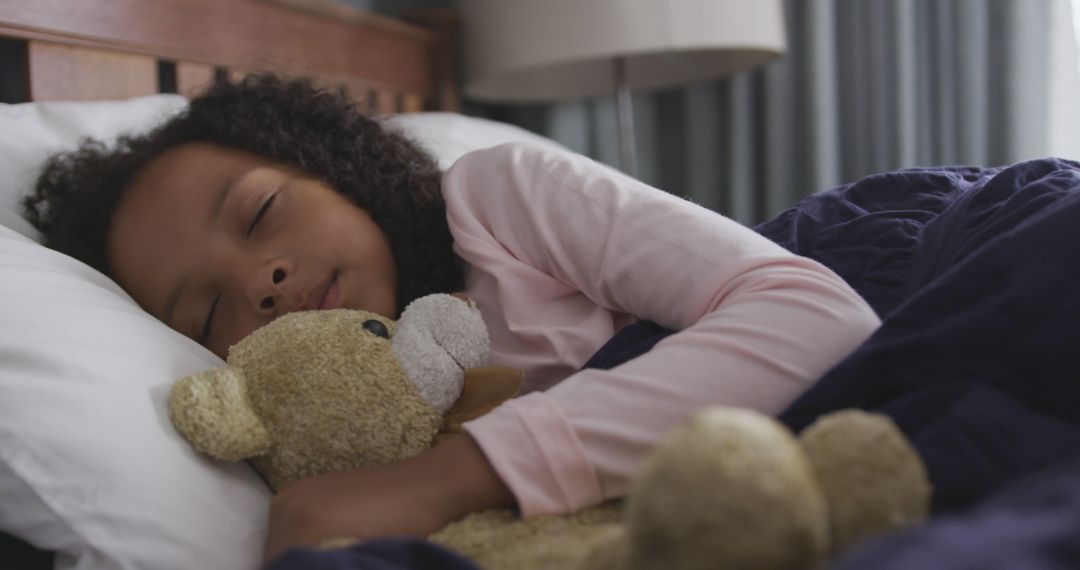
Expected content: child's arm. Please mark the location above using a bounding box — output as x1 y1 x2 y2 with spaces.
264 433 512 562
444 142 881 516
264 142 880 558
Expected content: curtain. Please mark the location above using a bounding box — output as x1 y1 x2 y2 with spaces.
469 0 1065 226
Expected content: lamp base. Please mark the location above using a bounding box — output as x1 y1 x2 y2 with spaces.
614 56 638 177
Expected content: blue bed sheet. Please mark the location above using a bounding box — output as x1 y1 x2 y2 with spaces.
764 157 1080 514
266 537 478 570
586 158 1080 568
830 457 1080 569
758 157 1080 568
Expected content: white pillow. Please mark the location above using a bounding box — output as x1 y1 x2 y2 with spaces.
0 225 269 570
0 95 563 569
0 95 270 570
0 95 188 239
383 112 566 170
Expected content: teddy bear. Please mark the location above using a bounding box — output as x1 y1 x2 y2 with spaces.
168 293 932 570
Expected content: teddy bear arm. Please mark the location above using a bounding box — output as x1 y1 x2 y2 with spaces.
169 367 271 461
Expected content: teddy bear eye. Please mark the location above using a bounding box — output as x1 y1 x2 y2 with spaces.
361 319 390 339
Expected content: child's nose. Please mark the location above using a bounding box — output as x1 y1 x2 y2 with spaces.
255 263 289 313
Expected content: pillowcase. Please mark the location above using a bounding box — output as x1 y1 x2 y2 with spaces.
0 224 270 570
0 95 563 570
0 95 271 570
0 95 188 239
383 112 566 170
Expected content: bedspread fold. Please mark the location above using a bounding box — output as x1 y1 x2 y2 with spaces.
759 157 1080 567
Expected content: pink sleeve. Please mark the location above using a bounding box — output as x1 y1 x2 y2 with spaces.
445 143 880 516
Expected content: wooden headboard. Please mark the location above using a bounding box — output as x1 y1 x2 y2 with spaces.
0 0 459 113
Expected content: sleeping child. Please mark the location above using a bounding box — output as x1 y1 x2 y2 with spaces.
21 74 880 562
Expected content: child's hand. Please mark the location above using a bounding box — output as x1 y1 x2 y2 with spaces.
263 433 515 563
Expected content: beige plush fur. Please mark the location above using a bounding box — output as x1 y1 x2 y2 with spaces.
625 409 829 570
431 503 623 570
170 309 441 491
799 410 933 555
615 408 931 570
169 294 932 570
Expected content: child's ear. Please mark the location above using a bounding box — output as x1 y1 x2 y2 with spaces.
169 367 271 461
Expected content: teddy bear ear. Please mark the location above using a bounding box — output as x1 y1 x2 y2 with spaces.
169 367 271 461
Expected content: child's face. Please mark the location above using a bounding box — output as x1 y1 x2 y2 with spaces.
107 143 397 359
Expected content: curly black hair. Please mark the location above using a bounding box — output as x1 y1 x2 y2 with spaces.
22 73 462 317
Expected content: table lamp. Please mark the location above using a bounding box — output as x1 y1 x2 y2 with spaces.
461 0 787 176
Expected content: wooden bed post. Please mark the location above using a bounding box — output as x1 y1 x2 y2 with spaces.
405 8 461 113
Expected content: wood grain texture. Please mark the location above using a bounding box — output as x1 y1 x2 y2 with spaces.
376 90 397 115
0 0 436 99
176 61 215 98
28 42 156 101
402 93 424 113
263 0 426 37
406 8 460 112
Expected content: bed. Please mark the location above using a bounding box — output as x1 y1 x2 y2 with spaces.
6 2 1080 569
0 2 568 569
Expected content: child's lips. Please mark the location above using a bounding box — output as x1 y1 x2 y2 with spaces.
302 274 341 311
319 277 342 310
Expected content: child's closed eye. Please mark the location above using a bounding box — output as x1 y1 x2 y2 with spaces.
246 193 278 237
200 294 221 344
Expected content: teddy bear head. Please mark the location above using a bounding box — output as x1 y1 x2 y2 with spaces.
168 294 505 491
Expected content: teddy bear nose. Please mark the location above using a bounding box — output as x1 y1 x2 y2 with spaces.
361 319 389 338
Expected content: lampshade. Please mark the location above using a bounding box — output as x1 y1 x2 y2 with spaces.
462 0 787 103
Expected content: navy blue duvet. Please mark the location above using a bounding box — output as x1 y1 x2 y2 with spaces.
270 158 1080 569
759 157 1080 568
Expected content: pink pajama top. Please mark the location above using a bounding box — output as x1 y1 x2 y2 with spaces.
444 143 881 517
